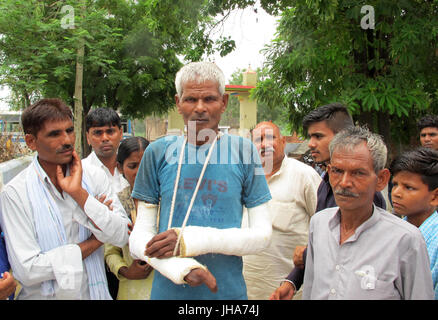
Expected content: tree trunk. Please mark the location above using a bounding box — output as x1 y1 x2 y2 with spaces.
73 38 85 157
377 110 392 164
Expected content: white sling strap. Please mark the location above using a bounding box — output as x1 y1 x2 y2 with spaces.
167 133 222 256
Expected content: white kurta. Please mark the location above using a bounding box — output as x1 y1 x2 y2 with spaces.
82 151 129 193
0 161 130 300
242 156 321 300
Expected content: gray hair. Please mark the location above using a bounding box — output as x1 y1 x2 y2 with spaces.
175 61 225 97
329 126 387 173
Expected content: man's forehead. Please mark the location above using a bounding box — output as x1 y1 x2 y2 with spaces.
421 127 438 133
90 124 119 131
331 143 373 167
307 121 333 135
40 118 73 131
181 80 221 95
253 123 279 136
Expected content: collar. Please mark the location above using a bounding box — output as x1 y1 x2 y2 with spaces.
420 211 438 229
89 151 123 178
88 151 105 169
268 156 287 181
35 155 71 198
328 204 381 243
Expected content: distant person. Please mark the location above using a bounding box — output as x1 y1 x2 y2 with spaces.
390 147 438 299
104 136 155 300
243 121 321 299
0 98 130 299
303 126 433 300
417 115 438 150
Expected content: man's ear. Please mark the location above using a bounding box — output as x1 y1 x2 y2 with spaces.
175 94 182 114
25 133 37 151
85 130 91 146
326 164 332 175
376 168 391 192
430 187 438 207
221 93 229 113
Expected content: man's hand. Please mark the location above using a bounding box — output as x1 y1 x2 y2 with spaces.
56 150 83 195
184 268 217 293
96 194 113 211
145 229 180 258
0 272 16 300
269 281 295 300
78 234 103 260
293 245 307 269
56 150 88 209
119 260 153 280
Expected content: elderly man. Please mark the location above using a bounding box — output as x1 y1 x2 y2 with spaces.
302 126 433 300
243 121 321 299
0 98 130 299
417 115 438 151
270 103 386 300
129 61 272 300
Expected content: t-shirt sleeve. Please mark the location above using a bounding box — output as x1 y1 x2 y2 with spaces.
241 140 271 208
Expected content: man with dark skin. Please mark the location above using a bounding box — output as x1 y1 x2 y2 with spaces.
129 61 272 300
303 126 433 300
270 103 386 300
417 115 438 151
0 99 130 299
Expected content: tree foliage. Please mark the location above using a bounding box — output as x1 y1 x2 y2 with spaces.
246 0 438 156
0 0 237 154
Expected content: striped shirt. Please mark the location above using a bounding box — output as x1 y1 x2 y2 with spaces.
418 211 438 299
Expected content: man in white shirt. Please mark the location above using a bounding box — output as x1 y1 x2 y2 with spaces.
0 99 130 299
243 121 321 299
82 108 129 193
82 108 130 298
303 126 433 300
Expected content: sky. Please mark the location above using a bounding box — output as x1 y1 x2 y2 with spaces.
0 3 279 110
209 5 279 82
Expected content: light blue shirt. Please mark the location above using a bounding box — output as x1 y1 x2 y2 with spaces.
417 211 438 299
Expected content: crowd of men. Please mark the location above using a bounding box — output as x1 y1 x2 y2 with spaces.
0 61 436 300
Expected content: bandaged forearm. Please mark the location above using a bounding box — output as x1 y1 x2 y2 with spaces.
129 201 207 284
177 202 272 257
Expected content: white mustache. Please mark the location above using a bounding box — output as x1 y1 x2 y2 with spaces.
261 147 275 153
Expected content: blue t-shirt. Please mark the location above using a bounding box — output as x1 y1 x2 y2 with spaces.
132 134 271 300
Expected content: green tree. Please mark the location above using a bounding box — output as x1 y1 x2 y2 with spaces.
224 0 438 158
0 0 233 155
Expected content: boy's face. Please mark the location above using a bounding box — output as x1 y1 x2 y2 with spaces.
391 171 438 217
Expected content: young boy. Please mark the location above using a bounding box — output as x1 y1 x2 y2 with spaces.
390 147 438 299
